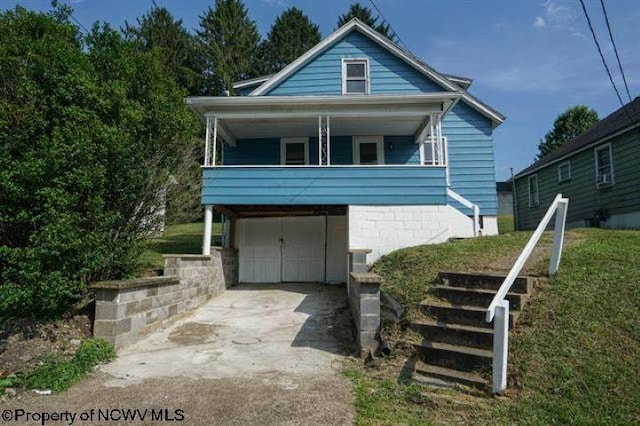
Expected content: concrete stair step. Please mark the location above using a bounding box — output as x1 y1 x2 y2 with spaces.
419 301 517 329
413 361 488 389
414 340 492 372
409 318 494 350
437 272 533 294
430 285 527 310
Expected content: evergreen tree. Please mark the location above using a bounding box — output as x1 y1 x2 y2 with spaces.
123 7 205 95
537 105 600 159
337 2 396 41
260 7 321 74
197 0 261 95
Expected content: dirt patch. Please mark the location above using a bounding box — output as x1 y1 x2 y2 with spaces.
0 315 92 377
168 323 220 346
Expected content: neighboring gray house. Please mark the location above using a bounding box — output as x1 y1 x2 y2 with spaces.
513 97 640 230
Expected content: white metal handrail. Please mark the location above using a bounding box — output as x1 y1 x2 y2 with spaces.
446 188 480 237
486 193 569 394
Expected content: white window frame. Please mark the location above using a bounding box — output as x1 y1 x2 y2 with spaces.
528 174 539 208
280 137 309 166
342 58 370 95
557 161 571 182
594 143 615 187
353 136 385 165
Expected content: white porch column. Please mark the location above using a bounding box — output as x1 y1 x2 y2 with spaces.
202 205 213 255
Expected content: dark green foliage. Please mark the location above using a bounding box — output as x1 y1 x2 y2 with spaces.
21 338 116 393
123 6 206 96
260 7 321 74
537 105 599 159
197 0 261 95
0 6 199 319
337 2 397 41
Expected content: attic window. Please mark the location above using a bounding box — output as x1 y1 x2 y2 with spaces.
343 59 369 95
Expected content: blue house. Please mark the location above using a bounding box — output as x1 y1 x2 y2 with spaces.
186 19 505 284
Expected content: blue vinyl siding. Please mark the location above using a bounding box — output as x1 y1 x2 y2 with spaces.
444 102 498 216
266 31 445 96
202 166 447 205
223 135 418 166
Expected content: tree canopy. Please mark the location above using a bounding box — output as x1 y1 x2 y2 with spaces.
197 0 261 95
260 7 321 75
0 6 198 319
123 6 205 95
537 105 600 159
337 2 397 41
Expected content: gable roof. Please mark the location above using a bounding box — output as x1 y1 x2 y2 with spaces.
515 97 640 178
248 18 505 127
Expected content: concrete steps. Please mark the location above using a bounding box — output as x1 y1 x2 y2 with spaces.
411 272 536 390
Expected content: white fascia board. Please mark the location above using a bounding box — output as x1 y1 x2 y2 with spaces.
232 74 273 89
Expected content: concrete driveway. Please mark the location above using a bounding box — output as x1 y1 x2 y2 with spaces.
11 284 356 425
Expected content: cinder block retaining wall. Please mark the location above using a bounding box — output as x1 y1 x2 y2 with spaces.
348 250 381 355
92 248 238 349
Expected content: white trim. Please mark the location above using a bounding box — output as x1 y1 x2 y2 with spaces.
202 164 446 169
189 93 458 107
232 74 273 90
528 174 539 207
594 143 615 187
280 137 309 166
515 122 640 179
244 19 504 126
557 161 571 182
353 136 385 165
342 58 370 95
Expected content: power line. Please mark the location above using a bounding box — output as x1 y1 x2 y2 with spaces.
578 0 634 123
368 0 408 50
151 0 158 8
69 12 90 34
599 0 633 103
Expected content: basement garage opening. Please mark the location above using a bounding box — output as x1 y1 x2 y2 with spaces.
220 206 348 284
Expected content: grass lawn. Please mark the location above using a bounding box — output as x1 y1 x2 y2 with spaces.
348 228 640 424
141 222 222 270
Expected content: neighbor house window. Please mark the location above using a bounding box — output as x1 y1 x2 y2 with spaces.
280 138 309 165
353 136 384 165
528 174 539 207
594 144 614 187
342 59 369 95
557 161 571 182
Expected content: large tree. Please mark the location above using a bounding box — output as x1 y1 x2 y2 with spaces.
260 7 321 74
197 0 261 95
0 6 198 319
337 2 397 41
123 6 205 95
537 105 600 159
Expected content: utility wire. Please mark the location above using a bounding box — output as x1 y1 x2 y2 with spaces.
599 0 633 103
579 0 634 123
69 12 90 34
368 0 408 50
151 0 158 8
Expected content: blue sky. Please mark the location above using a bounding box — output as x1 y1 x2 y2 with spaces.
4 0 639 180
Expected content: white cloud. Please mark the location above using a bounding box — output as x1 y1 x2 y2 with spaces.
533 16 546 28
260 0 289 6
543 0 571 22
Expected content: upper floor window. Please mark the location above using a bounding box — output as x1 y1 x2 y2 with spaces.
557 161 571 182
594 144 614 187
342 59 369 95
281 138 309 165
528 174 539 207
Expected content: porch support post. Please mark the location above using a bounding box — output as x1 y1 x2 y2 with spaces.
203 205 213 255
204 117 211 166
211 117 218 167
318 115 322 166
326 115 331 166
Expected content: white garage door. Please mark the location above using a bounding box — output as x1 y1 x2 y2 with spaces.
237 216 328 283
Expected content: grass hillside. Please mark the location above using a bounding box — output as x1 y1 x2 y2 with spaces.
349 228 640 424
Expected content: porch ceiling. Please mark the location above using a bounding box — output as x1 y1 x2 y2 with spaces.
222 115 426 139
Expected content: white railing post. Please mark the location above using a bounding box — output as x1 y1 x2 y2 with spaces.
549 198 569 275
202 205 213 255
204 117 211 166
326 115 331 166
211 117 218 167
492 299 510 394
473 205 480 237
